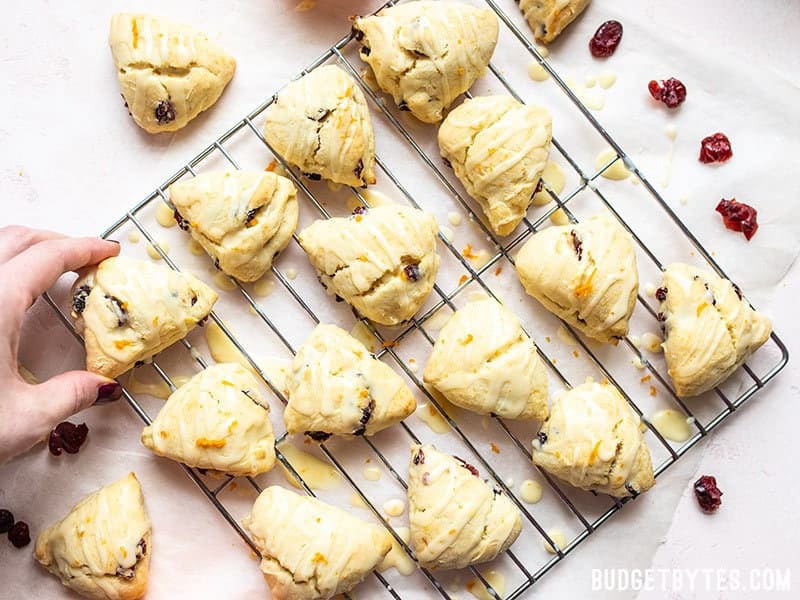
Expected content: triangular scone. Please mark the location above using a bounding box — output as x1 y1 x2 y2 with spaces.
109 14 235 133
71 256 217 378
532 380 655 497
439 95 552 236
34 473 151 600
659 263 771 397
242 486 391 600
408 444 521 570
515 214 638 343
141 363 276 476
298 204 440 325
423 299 549 420
353 1 499 123
263 65 376 187
169 171 298 282
518 0 591 44
285 324 416 440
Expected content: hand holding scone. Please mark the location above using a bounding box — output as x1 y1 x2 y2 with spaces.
0 226 123 465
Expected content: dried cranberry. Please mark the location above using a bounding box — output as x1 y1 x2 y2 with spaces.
716 198 758 240
694 475 723 512
72 285 92 315
589 20 623 57
8 521 30 548
699 132 733 164
537 431 547 445
570 230 583 260
648 78 687 109
0 509 14 534
305 431 332 442
453 456 480 477
155 100 176 124
48 421 89 456
174 209 190 231
413 448 425 465
354 159 364 180
352 205 367 215
655 287 667 302
403 264 421 282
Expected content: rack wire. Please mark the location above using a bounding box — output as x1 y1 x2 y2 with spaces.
43 1 788 598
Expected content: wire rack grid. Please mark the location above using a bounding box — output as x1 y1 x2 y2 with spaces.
42 1 788 598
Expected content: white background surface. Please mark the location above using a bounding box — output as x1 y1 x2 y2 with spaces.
1 1 798 599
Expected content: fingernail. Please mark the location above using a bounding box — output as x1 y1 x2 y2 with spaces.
107 239 121 245
95 382 122 405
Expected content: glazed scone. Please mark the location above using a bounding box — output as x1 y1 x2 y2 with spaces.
439 95 552 236
423 299 548 420
109 14 235 133
408 444 521 569
353 1 499 123
518 0 591 44
659 263 772 397
141 363 276 476
515 214 638 343
298 204 440 325
169 171 298 282
71 256 217 378
263 65 376 187
34 473 151 600
286 324 416 440
242 486 391 600
532 380 655 497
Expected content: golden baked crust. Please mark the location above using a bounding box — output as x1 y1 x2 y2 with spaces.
518 0 591 44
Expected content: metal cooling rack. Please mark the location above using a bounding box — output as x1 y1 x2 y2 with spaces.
43 1 789 598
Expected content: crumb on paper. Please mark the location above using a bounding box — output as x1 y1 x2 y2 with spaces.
545 336 551 343
490 443 500 454
640 375 651 383
458 274 469 286
461 244 479 259
494 266 502 276
572 350 579 358
295 0 315 11
649 385 657 397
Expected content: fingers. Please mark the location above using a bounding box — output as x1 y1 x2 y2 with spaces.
1 237 121 310
0 225 67 265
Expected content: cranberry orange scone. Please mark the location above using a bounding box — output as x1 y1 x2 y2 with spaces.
658 263 771 397
532 380 655 497
141 363 276 476
353 1 499 124
298 204 440 325
109 14 235 133
34 473 151 600
263 65 376 187
518 0 592 44
169 171 298 282
71 256 217 378
242 486 392 600
408 444 522 570
438 95 552 236
423 298 549 420
515 214 638 343
285 324 416 440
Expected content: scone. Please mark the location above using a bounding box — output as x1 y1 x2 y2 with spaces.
169 171 298 282
659 263 772 397
515 214 638 343
141 363 276 476
439 95 552 236
263 65 376 187
423 299 549 420
109 13 236 133
408 444 522 570
298 204 440 325
242 486 392 600
285 324 416 440
532 380 655 497
518 0 591 44
71 256 217 378
34 473 151 600
353 1 499 123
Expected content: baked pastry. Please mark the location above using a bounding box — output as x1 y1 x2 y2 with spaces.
169 171 298 282
408 444 521 569
298 204 440 325
71 256 217 378
263 65 376 187
438 95 552 236
109 13 235 133
141 363 276 476
518 0 591 44
659 263 772 397
242 486 391 600
34 473 151 600
515 214 638 343
285 324 416 440
423 298 548 420
353 1 499 123
532 379 655 497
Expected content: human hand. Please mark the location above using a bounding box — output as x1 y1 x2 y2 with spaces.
0 226 122 464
